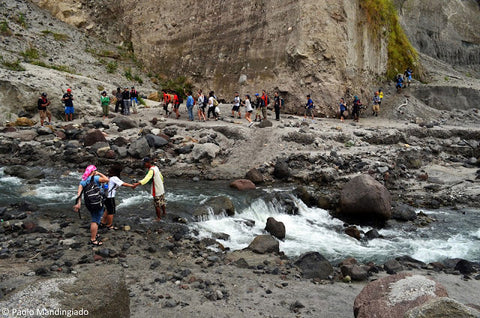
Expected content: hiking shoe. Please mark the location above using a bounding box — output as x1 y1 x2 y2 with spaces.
248 122 254 127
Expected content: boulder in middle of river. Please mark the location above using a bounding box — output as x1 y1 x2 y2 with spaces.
265 217 285 239
193 196 235 219
339 174 392 223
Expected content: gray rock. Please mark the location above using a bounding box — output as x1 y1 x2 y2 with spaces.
247 235 279 254
192 143 221 161
112 117 138 130
4 166 45 180
294 252 333 279
384 259 403 274
127 137 150 159
145 134 168 148
392 203 417 221
257 119 273 128
404 297 479 318
193 196 235 219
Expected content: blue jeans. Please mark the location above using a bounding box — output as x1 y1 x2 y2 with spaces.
187 106 194 120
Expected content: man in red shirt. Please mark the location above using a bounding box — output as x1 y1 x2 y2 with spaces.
260 90 269 120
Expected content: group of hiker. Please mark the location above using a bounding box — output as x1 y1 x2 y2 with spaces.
73 157 165 246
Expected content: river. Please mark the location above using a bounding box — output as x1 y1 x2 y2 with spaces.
1 166 479 264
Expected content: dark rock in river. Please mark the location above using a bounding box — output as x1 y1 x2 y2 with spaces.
247 235 279 254
354 273 448 318
265 217 286 240
344 225 361 240
229 179 256 191
294 252 333 279
245 168 264 184
339 174 392 223
193 196 235 219
392 203 417 221
4 166 45 180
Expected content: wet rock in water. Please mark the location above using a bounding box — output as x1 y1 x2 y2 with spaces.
145 134 168 148
245 168 264 184
83 129 107 146
294 186 316 207
454 259 476 275
127 137 150 159
344 225 361 240
364 229 382 240
404 297 480 318
193 196 235 218
272 192 299 215
392 203 417 221
339 174 392 223
4 166 45 180
112 116 138 130
212 232 230 241
273 160 291 180
265 217 286 240
384 259 403 274
294 252 333 279
354 273 448 318
247 235 279 254
229 179 256 191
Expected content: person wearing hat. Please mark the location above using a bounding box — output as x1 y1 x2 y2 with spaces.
73 165 109 246
62 88 74 121
100 91 110 120
133 157 166 221
37 92 52 126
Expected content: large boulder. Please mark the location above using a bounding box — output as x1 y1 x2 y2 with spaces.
404 297 480 318
4 166 45 180
339 174 392 222
247 235 279 254
192 143 221 161
193 196 235 219
273 160 291 180
294 252 333 279
257 119 273 128
354 273 448 318
145 134 168 148
340 264 369 281
265 217 286 239
230 179 256 191
245 168 264 184
127 137 150 159
111 116 138 130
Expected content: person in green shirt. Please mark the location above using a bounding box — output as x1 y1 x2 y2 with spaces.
100 91 110 120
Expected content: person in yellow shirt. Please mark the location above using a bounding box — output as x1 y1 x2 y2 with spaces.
133 157 166 221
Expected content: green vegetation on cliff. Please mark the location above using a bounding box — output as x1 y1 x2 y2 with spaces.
360 0 419 79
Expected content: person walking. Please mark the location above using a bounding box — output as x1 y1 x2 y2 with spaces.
197 90 206 121
339 97 347 122
162 90 171 117
100 164 135 230
352 95 363 122
130 86 138 114
273 91 281 121
115 87 122 113
231 92 241 119
100 91 110 120
186 91 195 121
243 94 254 127
304 94 315 122
260 90 269 120
172 93 181 119
37 92 52 126
254 93 264 122
207 91 218 120
133 157 166 221
73 165 109 246
372 91 380 117
62 88 74 121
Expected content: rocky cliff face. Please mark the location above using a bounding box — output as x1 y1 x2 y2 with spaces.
395 0 480 74
30 0 390 114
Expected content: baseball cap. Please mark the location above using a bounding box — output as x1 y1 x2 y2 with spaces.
255 93 259 96
143 157 151 163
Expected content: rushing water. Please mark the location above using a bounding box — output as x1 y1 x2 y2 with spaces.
1 167 479 264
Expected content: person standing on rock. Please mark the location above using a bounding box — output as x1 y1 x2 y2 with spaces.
37 92 52 126
100 164 135 230
304 94 315 122
273 91 281 121
115 87 123 113
197 90 206 122
186 90 195 121
243 94 254 127
261 90 269 120
231 92 241 119
130 86 138 114
121 87 131 115
73 165 109 246
62 88 74 121
100 91 110 120
133 157 166 221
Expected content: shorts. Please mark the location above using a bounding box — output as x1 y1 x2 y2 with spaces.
153 194 166 208
39 109 51 120
305 108 313 116
232 105 240 112
372 104 380 112
173 103 180 109
104 197 116 215
90 207 103 224
65 106 74 115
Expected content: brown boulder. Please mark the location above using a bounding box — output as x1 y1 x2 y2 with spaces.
265 217 286 239
354 273 448 318
340 174 392 222
11 117 36 127
404 297 479 318
230 179 256 191
247 235 279 254
84 129 107 147
245 168 264 184
147 91 160 101
344 225 361 240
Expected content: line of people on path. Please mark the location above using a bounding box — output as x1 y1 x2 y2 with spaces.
73 157 166 246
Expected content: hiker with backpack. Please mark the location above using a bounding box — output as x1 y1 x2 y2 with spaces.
207 91 219 120
261 90 269 120
73 165 109 246
99 164 135 230
172 93 181 119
